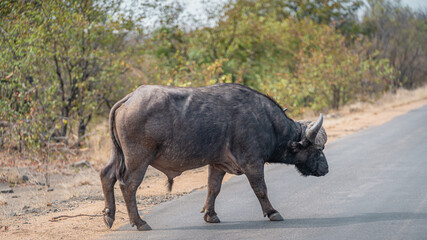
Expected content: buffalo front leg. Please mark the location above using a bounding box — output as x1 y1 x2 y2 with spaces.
245 168 284 221
201 165 226 223
120 165 152 231
100 149 118 229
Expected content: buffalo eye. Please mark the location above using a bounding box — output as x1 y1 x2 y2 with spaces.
315 145 324 151
290 142 303 152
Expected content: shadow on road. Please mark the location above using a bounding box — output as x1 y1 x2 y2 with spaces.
155 212 427 231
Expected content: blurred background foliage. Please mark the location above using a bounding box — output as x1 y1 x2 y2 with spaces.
1 0 426 157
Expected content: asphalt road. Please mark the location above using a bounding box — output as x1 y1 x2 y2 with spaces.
104 105 427 240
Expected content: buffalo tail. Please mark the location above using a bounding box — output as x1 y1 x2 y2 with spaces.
109 93 132 185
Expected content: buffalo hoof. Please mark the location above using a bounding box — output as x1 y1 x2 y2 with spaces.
268 212 284 221
137 222 152 231
204 213 220 223
103 215 115 229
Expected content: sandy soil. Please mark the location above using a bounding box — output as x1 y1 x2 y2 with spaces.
1 86 427 240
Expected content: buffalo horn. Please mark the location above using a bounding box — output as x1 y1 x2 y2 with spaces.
306 114 323 144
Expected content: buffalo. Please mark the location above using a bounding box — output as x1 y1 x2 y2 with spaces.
100 83 328 231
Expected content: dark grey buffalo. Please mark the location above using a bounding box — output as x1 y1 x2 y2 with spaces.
100 83 329 231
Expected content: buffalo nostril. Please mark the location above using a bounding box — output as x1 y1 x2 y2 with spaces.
317 167 328 176
322 168 329 175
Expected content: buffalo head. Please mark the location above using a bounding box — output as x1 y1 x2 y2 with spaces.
289 114 329 177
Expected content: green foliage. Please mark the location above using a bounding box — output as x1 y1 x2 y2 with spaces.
140 0 395 114
260 20 396 113
0 0 137 154
2 0 422 158
362 0 427 89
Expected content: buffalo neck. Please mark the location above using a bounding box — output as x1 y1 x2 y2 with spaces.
265 116 302 164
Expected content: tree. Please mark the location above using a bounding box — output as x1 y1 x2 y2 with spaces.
0 0 137 151
41 0 136 142
286 0 363 24
362 0 427 89
259 19 395 112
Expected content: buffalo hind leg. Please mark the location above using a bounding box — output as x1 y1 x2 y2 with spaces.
120 163 152 231
100 149 118 229
201 165 226 223
246 167 284 221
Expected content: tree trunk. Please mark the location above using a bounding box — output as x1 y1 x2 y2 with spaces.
77 121 87 145
77 114 91 147
60 107 69 138
331 85 341 110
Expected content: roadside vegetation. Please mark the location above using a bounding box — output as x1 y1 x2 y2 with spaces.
1 0 427 173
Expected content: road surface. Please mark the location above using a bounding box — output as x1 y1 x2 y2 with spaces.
104 105 427 240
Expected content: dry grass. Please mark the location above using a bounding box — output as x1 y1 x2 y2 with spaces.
300 85 427 120
321 85 427 143
84 121 111 169
339 85 427 116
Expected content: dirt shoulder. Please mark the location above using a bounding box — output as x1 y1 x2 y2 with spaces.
323 87 427 143
1 86 427 240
